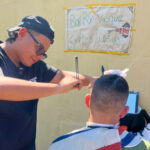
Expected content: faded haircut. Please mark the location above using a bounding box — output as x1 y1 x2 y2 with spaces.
90 74 129 114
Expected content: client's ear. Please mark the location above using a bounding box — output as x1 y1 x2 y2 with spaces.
119 106 129 119
85 94 91 108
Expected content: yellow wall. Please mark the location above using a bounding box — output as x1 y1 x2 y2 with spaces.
0 0 150 149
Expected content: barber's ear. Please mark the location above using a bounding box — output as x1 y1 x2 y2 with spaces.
119 106 129 119
85 94 91 108
18 27 28 38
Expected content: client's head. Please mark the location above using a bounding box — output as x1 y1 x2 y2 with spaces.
86 74 129 124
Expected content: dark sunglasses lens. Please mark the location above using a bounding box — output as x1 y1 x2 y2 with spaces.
36 50 47 59
36 50 43 56
36 45 44 55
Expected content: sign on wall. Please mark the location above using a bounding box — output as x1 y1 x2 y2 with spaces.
65 4 135 55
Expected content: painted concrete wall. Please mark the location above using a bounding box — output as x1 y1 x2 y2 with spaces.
0 0 149 149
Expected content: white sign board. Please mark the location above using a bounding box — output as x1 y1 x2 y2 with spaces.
66 5 135 54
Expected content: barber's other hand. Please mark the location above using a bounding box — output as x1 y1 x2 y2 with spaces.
120 109 150 133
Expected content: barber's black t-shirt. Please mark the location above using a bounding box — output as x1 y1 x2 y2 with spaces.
0 47 58 150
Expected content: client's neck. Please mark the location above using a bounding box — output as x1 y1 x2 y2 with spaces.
88 112 119 125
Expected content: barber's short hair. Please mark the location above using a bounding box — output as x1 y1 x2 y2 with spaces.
90 74 129 114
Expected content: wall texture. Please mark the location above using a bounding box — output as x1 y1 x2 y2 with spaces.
0 0 149 149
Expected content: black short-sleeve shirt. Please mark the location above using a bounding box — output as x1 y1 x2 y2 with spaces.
0 47 58 150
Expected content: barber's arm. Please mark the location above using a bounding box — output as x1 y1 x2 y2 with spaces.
0 75 81 101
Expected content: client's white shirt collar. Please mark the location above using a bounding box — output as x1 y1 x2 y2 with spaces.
86 122 119 129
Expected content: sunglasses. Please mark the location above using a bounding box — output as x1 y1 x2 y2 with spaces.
28 30 47 59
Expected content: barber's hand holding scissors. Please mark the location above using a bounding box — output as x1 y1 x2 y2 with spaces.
58 77 82 94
